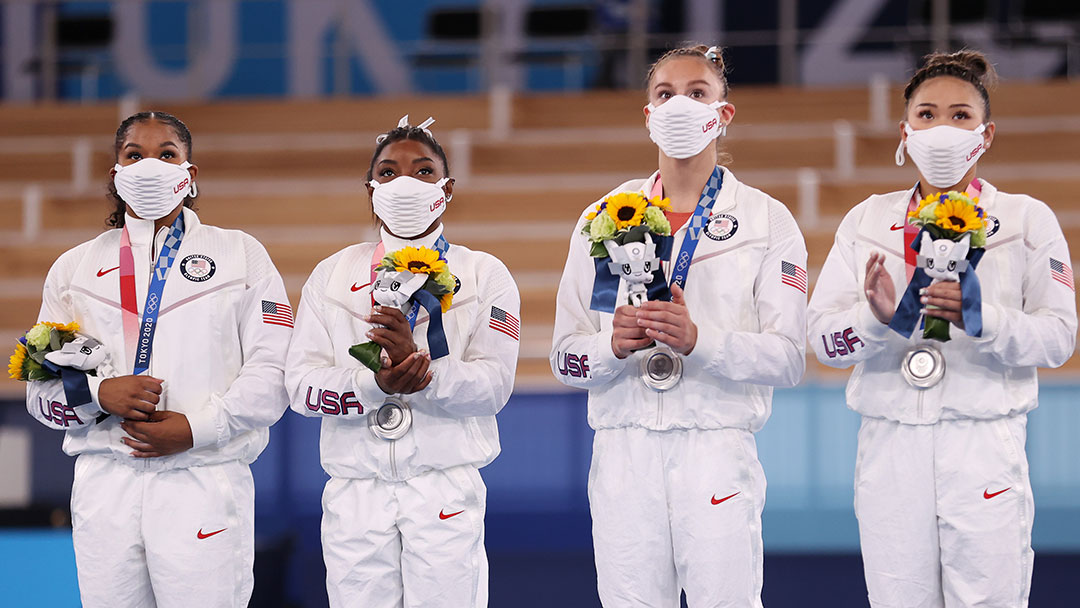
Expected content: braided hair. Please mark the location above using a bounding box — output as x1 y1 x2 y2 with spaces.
904 50 998 121
106 111 196 228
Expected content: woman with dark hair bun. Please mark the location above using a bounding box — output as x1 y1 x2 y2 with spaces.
809 50 1077 606
285 115 520 607
24 111 292 607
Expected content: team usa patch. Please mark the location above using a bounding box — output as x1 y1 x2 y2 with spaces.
262 300 294 328
781 261 807 293
1050 258 1074 291
704 213 738 241
179 254 216 282
984 215 1000 238
489 306 519 341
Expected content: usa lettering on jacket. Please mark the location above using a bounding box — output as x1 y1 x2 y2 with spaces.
556 352 590 378
822 327 864 358
305 387 363 416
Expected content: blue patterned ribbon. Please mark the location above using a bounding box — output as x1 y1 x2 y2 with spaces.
408 234 451 359
133 213 186 374
589 166 724 312
888 227 985 339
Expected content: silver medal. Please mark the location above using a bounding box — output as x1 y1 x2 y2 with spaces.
640 345 683 392
901 344 945 389
368 396 413 440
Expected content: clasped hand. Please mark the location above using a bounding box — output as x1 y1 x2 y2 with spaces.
612 283 697 358
366 305 433 394
98 375 193 458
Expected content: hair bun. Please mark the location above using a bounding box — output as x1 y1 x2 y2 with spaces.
922 50 998 91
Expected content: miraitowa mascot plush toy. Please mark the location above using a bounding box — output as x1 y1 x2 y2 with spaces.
918 230 970 281
605 233 660 307
372 269 429 310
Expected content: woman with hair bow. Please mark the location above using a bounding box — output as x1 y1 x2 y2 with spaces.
285 116 520 608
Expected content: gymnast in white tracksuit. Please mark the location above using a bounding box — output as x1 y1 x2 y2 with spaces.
550 45 806 607
285 117 519 608
808 51 1076 607
25 111 291 608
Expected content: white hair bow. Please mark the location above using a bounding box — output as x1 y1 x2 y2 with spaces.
376 114 436 144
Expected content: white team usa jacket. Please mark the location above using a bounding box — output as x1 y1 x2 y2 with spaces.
550 167 807 432
807 179 1077 423
26 208 292 469
285 226 520 481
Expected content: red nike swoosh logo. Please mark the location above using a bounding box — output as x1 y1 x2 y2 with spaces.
196 528 227 539
351 282 370 292
711 492 740 505
439 509 464 520
890 223 905 231
984 487 1010 500
97 266 120 277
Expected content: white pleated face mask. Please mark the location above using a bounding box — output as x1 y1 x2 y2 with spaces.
896 123 988 188
113 158 196 220
646 95 728 159
371 176 450 238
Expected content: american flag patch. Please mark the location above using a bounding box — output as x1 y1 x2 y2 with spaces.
262 300 294 328
1050 258 1074 291
489 306 520 341
781 261 807 293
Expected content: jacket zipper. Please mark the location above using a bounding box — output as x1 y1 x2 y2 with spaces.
655 392 664 426
917 390 924 421
389 441 398 479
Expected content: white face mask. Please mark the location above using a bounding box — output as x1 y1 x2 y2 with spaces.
646 95 728 160
113 158 196 221
896 123 988 188
371 176 450 238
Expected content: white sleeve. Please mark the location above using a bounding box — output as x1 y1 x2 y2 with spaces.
685 202 806 387
973 201 1078 367
406 258 520 417
25 251 106 432
185 237 292 449
285 253 377 419
807 205 905 368
549 213 631 389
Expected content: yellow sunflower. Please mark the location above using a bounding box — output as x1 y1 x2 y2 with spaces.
604 192 648 230
9 343 27 380
585 204 602 221
42 321 80 333
934 197 984 233
390 246 447 275
648 196 671 211
908 193 941 220
439 293 453 313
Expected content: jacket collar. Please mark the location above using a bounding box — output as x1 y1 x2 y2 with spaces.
123 206 200 250
379 223 446 253
639 166 741 231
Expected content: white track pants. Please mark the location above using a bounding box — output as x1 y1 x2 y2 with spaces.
322 465 488 608
589 426 766 608
855 416 1034 608
71 454 255 608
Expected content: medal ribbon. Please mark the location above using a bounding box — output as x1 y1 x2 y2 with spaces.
589 166 724 312
119 213 186 374
368 234 451 359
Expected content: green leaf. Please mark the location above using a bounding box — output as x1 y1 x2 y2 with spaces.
589 241 609 258
348 341 384 372
923 316 951 342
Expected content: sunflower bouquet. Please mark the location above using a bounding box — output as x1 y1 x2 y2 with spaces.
350 245 456 372
581 192 672 258
904 190 988 341
9 321 85 381
907 190 988 246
